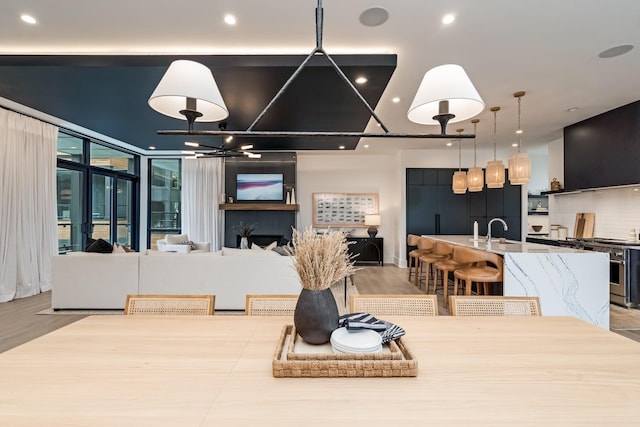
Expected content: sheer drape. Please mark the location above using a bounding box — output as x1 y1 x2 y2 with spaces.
181 157 223 251
0 108 58 302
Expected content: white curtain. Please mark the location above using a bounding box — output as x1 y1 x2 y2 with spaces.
181 157 224 251
0 108 58 302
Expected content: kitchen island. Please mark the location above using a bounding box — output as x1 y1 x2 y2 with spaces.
426 235 610 328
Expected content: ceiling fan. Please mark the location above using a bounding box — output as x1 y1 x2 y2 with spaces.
181 122 262 158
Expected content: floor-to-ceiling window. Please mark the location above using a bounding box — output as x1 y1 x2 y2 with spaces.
148 159 181 249
56 132 139 252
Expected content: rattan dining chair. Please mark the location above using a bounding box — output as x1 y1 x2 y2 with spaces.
124 294 216 315
245 294 299 316
349 294 439 316
448 296 542 316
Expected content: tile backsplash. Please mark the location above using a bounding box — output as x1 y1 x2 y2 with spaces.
549 186 640 240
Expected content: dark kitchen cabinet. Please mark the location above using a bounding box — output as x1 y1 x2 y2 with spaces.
406 168 521 240
564 100 640 190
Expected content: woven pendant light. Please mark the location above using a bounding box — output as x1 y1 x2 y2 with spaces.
452 128 468 194
467 119 484 192
486 106 506 188
508 91 531 185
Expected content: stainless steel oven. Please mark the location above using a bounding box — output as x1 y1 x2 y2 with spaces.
578 239 640 308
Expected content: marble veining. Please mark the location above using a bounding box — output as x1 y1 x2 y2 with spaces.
504 253 609 329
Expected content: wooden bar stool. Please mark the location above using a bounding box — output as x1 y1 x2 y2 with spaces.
407 234 430 282
434 244 470 308
453 247 503 297
413 237 435 287
416 239 449 291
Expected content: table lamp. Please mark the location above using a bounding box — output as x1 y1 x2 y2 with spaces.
364 214 381 238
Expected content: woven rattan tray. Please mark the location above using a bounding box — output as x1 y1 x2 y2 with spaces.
272 325 418 378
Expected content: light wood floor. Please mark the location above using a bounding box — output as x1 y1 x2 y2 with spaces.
1 265 639 353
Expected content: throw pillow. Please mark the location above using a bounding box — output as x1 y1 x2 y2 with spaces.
86 238 113 253
112 242 127 253
165 234 189 245
178 240 197 250
264 241 278 251
85 237 97 251
271 246 291 256
251 243 264 251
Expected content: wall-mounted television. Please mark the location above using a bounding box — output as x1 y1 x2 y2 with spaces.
236 173 284 201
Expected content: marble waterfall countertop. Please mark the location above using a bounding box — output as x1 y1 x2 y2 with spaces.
423 235 609 329
424 235 587 255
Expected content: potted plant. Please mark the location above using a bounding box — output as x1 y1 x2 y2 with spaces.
233 222 255 249
288 227 357 344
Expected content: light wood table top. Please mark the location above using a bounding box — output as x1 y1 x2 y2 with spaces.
1 315 639 426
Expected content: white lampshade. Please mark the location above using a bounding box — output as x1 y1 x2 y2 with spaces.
452 170 468 194
148 60 229 122
467 167 484 192
364 214 381 226
508 152 531 185
408 64 485 125
485 160 506 188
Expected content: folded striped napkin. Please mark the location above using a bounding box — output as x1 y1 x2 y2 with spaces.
338 312 406 344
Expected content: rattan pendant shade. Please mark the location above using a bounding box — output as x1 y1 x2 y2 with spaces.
467 119 483 192
486 106 505 188
486 160 506 188
508 91 530 185
452 128 467 194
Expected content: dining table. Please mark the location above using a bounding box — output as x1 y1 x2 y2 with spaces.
1 314 639 426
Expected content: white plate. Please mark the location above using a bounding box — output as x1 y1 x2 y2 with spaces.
330 327 382 352
332 344 382 354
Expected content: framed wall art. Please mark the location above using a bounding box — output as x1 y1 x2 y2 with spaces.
312 193 379 228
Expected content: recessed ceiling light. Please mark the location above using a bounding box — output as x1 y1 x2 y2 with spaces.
446 142 453 147
512 143 519 147
149 146 156 150
598 44 634 59
225 136 234 143
567 107 579 112
338 145 345 150
392 97 400 103
364 144 369 148
359 7 389 27
442 14 455 25
20 14 37 24
240 144 253 150
224 14 237 25
515 129 523 135
355 76 368 85
184 141 199 147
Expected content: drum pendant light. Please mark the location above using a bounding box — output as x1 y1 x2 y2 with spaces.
467 119 484 192
452 128 468 194
508 91 531 185
486 106 506 188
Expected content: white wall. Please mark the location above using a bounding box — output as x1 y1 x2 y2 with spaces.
549 186 640 240
296 153 400 265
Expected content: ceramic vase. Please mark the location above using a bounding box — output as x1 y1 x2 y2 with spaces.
240 236 249 249
291 188 296 205
294 288 339 344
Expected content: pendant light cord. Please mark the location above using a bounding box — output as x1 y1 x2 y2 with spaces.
517 95 522 153
457 128 463 172
493 109 497 161
473 121 478 167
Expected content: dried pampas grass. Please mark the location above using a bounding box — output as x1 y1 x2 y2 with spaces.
288 227 358 291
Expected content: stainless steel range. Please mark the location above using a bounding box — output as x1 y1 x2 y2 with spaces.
561 238 640 307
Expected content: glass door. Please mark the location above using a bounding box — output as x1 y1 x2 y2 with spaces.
56 167 86 253
91 173 114 242
116 178 133 246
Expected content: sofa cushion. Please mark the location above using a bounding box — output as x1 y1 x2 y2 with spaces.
86 238 113 253
222 247 279 256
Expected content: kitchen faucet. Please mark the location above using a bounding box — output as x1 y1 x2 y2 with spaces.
487 218 508 241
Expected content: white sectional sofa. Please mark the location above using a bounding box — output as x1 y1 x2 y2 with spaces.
51 249 302 310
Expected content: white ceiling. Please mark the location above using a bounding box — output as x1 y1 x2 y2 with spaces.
2 0 640 154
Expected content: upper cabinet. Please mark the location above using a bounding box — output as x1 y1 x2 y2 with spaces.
564 100 640 191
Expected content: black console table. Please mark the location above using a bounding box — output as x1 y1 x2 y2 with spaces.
347 237 383 266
